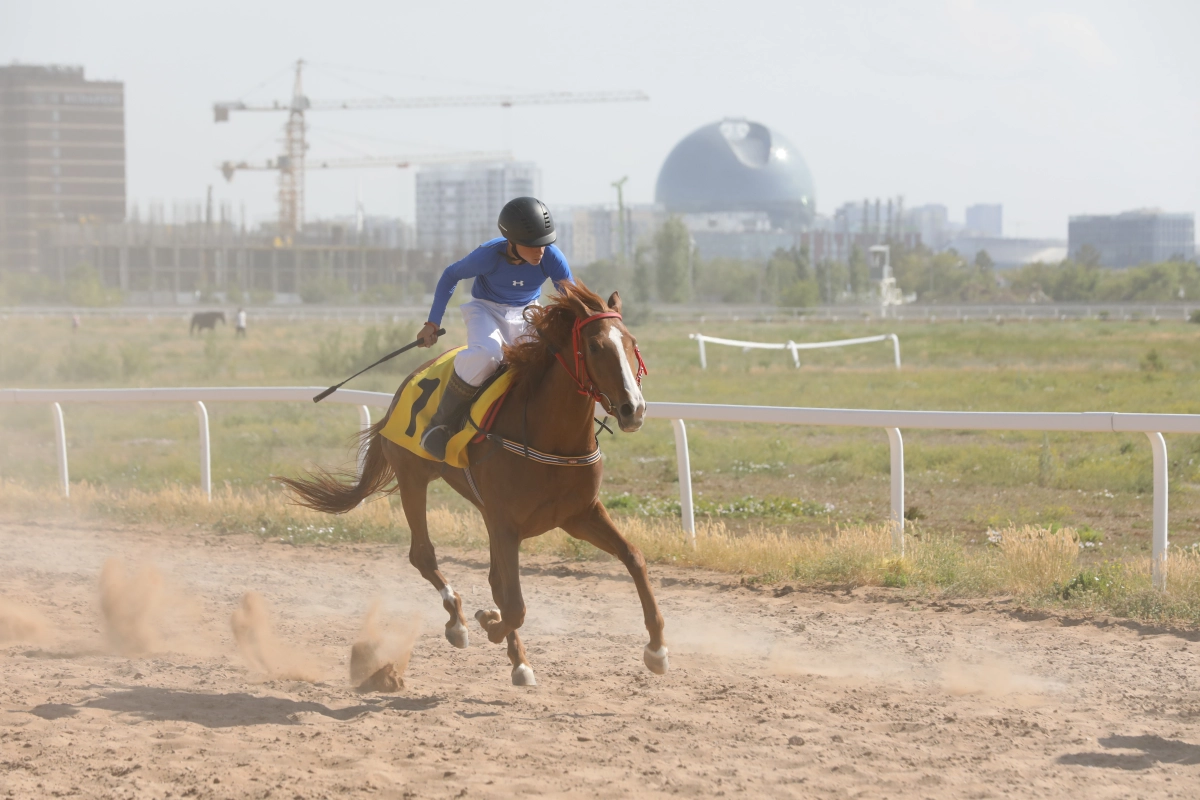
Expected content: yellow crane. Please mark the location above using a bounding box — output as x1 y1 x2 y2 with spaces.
214 60 649 236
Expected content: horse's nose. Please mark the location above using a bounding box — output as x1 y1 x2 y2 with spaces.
617 400 645 432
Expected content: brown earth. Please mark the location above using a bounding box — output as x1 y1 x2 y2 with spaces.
1 518 1199 799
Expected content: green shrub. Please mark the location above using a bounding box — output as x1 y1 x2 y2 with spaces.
313 329 352 376
119 343 151 379
57 342 118 381
1140 349 1165 372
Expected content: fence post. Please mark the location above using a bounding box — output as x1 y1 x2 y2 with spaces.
1146 431 1168 591
889 334 902 369
195 401 211 501
358 405 372 476
670 419 696 548
52 402 69 498
886 428 904 555
786 341 800 368
696 336 707 370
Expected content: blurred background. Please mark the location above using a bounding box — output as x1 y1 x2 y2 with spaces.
1 0 1197 309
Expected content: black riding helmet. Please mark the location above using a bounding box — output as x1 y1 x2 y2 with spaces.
498 196 556 247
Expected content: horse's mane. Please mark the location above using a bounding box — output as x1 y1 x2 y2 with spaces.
503 279 608 388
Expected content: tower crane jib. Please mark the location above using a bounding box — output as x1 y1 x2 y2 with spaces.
213 60 648 237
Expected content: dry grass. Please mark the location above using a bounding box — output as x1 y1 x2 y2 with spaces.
4 481 1200 626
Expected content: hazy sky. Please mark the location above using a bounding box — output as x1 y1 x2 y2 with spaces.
4 0 1197 239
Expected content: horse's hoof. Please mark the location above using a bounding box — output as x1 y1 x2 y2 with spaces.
511 664 537 686
475 608 500 629
445 622 469 649
643 644 669 675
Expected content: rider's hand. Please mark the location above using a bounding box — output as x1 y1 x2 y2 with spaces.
418 321 440 348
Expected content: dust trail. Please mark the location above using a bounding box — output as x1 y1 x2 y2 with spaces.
769 644 915 681
349 600 419 693
0 597 47 643
230 591 321 682
940 656 1059 697
99 559 165 655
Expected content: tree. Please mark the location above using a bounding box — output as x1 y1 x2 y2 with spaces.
1076 245 1102 268
974 249 995 276
654 216 691 302
767 247 818 308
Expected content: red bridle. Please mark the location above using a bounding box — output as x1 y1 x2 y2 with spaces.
552 311 648 409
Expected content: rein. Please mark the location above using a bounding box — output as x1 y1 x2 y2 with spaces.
463 308 649 486
551 310 648 413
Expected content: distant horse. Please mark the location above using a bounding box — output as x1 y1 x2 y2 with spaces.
190 311 225 336
279 281 665 686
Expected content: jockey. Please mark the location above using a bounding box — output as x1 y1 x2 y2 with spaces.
416 196 573 460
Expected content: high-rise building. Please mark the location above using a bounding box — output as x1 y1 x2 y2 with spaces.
0 64 126 274
1068 210 1195 268
906 204 952 250
965 203 1002 237
556 204 663 265
415 161 538 255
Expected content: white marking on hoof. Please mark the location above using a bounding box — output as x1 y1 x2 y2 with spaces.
445 622 469 649
643 644 669 675
439 585 456 605
511 664 537 686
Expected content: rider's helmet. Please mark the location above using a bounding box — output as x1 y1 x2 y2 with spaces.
498 197 556 247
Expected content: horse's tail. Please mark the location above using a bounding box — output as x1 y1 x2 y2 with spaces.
276 419 395 514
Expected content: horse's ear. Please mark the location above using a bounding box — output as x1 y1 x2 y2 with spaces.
607 291 623 315
564 290 591 320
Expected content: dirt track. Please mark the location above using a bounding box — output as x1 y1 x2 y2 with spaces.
2 519 1199 799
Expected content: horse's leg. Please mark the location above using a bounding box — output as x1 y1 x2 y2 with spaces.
562 503 669 675
473 530 535 685
389 446 470 648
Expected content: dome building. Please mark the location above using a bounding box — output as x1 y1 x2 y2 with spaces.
655 118 816 232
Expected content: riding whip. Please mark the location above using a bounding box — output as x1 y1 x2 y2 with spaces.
312 328 445 403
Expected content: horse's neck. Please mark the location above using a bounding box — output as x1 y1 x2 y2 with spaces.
519 353 596 454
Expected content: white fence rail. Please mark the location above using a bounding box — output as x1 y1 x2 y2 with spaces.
690 333 901 369
3 388 1196 591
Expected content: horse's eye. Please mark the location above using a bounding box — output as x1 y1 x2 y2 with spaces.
588 341 601 354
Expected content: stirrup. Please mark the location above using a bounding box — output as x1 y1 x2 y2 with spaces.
420 424 452 460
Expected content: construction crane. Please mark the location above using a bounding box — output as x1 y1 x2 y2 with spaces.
214 59 649 236
218 151 512 181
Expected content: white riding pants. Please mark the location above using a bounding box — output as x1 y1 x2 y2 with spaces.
453 298 533 386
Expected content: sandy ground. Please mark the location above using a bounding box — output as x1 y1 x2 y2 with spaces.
2 519 1199 799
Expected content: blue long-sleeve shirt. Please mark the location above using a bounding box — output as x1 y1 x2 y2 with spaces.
426 237 573 325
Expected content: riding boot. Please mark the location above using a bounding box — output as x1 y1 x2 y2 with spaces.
419 370 477 461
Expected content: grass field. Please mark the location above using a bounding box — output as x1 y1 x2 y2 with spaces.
3 309 1200 618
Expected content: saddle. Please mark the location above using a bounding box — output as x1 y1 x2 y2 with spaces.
379 347 515 469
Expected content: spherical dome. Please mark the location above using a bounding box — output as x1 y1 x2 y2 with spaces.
655 118 815 229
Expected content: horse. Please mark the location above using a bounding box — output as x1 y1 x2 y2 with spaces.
190 311 226 335
278 281 667 686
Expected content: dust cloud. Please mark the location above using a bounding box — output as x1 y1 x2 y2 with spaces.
0 597 47 643
230 591 321 682
99 559 166 655
940 656 1058 697
349 600 419 693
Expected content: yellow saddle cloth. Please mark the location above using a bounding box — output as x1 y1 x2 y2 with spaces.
379 346 515 469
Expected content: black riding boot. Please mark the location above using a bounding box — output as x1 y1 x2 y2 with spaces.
419 370 477 461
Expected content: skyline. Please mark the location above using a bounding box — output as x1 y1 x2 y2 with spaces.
3 0 1197 241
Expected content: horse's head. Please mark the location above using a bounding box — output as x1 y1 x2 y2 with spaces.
567 290 647 433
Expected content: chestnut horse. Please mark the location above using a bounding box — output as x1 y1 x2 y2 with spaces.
278 281 668 685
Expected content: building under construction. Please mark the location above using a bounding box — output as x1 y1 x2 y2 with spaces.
37 206 458 305
0 63 126 274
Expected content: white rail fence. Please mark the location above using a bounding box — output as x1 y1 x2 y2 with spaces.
3 387 1196 591
689 333 901 370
